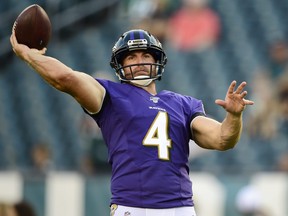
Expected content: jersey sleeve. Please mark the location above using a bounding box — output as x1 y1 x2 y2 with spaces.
82 79 112 126
190 99 206 122
181 94 206 121
183 95 206 140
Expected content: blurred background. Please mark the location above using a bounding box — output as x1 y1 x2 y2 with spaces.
0 0 288 215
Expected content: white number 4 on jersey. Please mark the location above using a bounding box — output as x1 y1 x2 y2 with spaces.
143 111 172 160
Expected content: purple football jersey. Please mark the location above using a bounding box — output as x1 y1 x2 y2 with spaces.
87 79 206 208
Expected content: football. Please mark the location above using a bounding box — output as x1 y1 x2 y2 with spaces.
14 4 52 50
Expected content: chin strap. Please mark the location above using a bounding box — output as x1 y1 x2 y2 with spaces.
129 75 154 87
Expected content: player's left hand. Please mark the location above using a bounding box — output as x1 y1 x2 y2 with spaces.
215 80 254 116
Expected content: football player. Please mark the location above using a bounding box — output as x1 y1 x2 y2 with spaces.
10 29 254 216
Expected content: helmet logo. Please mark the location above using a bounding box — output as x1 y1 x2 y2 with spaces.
127 39 148 49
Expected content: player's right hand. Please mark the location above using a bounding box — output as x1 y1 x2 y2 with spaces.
10 29 47 61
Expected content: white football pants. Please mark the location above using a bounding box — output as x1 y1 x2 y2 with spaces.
110 204 197 216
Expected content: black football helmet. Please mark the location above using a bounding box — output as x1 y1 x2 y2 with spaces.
110 29 167 86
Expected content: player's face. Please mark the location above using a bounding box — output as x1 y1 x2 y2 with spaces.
122 51 157 80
